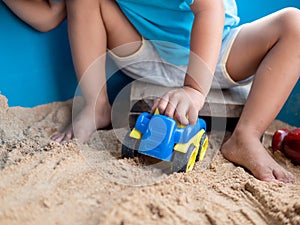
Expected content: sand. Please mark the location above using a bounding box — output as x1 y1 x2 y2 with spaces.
0 94 299 225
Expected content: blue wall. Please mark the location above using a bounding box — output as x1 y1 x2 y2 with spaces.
0 3 77 107
0 1 299 125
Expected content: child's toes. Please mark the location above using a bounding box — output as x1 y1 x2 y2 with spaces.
273 168 295 183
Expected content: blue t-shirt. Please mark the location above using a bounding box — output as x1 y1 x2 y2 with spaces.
116 0 240 66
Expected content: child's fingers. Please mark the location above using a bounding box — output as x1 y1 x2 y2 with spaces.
151 99 159 112
164 98 178 119
156 95 170 114
174 101 189 125
186 107 198 125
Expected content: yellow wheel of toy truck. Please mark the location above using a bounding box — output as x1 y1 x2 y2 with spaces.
121 131 139 158
196 133 208 161
172 144 198 173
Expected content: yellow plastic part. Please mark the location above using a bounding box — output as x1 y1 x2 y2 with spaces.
174 129 205 154
173 141 189 153
199 136 209 161
177 123 186 129
129 128 142 139
186 147 198 172
154 108 160 115
176 115 188 129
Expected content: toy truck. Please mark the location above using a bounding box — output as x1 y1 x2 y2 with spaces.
122 110 208 173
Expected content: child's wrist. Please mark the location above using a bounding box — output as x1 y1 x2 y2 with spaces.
183 84 206 98
182 85 205 111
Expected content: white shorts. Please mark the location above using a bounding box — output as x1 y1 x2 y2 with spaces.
108 25 253 89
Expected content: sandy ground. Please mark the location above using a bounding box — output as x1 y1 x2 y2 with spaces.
0 94 300 225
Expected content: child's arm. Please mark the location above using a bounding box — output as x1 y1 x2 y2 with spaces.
2 0 66 32
153 0 224 125
186 0 224 97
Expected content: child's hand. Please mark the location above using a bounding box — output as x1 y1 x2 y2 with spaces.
151 86 205 125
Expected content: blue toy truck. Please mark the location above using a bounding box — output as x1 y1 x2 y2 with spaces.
121 110 209 173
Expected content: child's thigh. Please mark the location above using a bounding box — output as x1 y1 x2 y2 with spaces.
100 0 142 51
225 9 296 82
66 0 141 52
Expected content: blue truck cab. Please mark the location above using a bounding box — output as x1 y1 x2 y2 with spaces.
122 110 209 173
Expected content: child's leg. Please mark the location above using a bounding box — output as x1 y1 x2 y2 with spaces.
52 0 142 143
221 8 300 183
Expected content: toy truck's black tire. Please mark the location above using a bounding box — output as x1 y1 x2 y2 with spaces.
172 144 196 173
196 132 207 162
121 131 139 158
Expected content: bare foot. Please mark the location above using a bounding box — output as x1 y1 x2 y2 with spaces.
221 129 294 183
51 101 111 143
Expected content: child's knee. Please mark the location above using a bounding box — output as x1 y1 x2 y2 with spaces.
66 0 100 9
277 8 300 37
